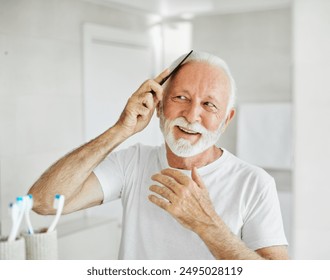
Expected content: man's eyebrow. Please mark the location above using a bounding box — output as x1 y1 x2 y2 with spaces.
169 88 190 95
203 95 221 103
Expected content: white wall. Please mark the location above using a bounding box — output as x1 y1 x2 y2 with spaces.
293 0 330 259
0 0 151 258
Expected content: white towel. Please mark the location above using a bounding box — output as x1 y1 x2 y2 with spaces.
237 103 292 169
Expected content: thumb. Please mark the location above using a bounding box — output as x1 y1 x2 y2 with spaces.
192 167 206 189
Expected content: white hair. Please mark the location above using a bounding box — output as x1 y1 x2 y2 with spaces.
167 51 236 117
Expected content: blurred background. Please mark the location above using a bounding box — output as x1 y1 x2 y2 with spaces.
0 0 329 259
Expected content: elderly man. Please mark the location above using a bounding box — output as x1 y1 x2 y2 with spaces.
29 51 288 260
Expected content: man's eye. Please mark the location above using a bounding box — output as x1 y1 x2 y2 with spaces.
204 102 218 112
173 96 187 101
204 102 216 108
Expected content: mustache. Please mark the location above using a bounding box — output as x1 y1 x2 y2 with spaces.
169 117 209 134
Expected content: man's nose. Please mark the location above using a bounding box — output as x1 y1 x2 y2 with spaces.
183 103 202 124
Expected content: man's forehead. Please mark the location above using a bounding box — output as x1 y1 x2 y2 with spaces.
169 61 229 90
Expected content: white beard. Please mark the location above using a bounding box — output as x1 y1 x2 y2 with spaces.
159 109 225 158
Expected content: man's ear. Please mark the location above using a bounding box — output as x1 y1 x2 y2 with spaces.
221 108 236 132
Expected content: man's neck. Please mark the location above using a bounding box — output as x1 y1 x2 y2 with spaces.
165 144 223 170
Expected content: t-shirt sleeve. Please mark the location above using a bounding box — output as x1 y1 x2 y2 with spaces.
93 145 138 203
241 178 288 250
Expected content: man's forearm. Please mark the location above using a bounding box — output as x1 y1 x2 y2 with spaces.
28 124 127 214
197 216 264 260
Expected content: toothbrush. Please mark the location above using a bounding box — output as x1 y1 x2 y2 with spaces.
47 194 65 233
7 196 26 241
7 202 20 242
24 194 34 234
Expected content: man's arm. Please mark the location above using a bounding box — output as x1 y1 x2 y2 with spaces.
149 167 289 260
28 70 168 215
195 211 288 260
29 126 126 215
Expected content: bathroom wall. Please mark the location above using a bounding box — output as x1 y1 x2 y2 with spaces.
0 0 152 258
292 0 330 259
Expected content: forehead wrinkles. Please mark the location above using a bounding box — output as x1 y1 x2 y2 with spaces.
165 62 230 99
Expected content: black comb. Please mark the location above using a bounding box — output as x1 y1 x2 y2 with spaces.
159 50 193 86
150 50 193 96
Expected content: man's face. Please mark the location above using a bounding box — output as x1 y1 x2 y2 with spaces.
158 61 232 157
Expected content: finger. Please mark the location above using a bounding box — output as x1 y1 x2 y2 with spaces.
160 169 190 186
191 167 206 190
137 80 163 102
154 68 170 84
151 173 181 194
150 84 163 103
148 194 171 211
139 92 155 110
137 80 162 95
131 103 151 118
152 69 170 102
149 185 176 203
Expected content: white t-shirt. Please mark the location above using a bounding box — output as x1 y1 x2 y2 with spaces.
94 143 288 259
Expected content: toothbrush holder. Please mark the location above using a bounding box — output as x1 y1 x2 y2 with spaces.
22 228 58 260
0 236 26 260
